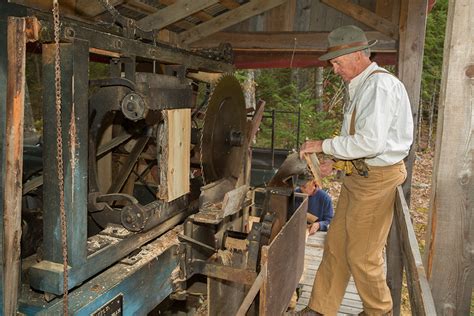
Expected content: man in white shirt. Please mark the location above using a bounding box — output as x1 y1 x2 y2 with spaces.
297 25 413 316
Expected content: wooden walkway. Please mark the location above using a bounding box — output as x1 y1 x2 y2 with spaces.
296 231 364 315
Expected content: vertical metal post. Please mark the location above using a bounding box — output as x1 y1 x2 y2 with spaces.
41 40 89 270
315 67 324 112
271 109 275 169
296 106 301 149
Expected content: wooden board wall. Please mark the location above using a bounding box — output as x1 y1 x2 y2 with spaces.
158 109 191 202
226 0 380 33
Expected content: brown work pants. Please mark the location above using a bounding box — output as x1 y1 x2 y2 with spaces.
309 161 406 315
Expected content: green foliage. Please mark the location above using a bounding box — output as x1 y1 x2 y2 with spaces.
252 69 340 150
421 0 448 115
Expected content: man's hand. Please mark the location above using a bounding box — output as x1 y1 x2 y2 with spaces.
308 222 320 235
320 159 335 177
300 140 324 159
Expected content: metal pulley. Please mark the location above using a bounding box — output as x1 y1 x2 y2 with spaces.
121 92 147 121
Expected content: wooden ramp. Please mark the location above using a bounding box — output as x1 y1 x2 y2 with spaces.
296 232 364 315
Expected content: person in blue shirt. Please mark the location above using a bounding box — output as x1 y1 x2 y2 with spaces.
296 179 334 235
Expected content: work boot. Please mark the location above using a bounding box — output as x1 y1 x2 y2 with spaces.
358 311 392 316
294 306 323 316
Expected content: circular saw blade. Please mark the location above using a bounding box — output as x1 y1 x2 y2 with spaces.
200 74 247 184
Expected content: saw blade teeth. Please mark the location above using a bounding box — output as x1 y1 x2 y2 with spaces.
199 73 246 185
199 92 207 185
199 73 223 185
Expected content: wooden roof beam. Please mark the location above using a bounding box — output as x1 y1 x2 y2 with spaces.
178 0 289 45
190 31 396 52
218 0 241 10
157 0 215 21
136 0 219 31
75 0 125 17
321 0 399 40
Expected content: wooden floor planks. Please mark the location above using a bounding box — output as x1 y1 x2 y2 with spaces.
295 231 364 315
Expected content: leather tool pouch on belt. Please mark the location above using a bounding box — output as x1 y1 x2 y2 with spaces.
335 105 370 178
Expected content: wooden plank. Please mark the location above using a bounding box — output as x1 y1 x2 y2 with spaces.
123 1 197 30
294 0 312 31
218 0 240 9
178 0 289 44
386 219 403 315
424 0 474 313
136 0 219 31
3 16 29 316
75 0 124 17
375 0 393 21
395 187 436 315
190 31 396 52
260 198 307 315
304 153 322 187
320 0 399 39
158 109 191 202
397 0 428 202
157 0 215 22
236 264 266 316
263 0 296 32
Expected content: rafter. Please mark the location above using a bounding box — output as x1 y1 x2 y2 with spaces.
76 0 125 17
178 0 289 44
321 0 399 39
218 0 241 10
127 0 212 28
136 0 219 31
123 3 196 30
190 31 397 52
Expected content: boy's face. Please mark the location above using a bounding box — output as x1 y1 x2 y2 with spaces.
300 180 317 196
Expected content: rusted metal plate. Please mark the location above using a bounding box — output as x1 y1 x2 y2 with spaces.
259 196 307 316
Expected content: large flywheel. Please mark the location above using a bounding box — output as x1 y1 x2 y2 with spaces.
200 74 247 184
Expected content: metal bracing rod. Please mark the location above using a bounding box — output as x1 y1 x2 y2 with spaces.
107 135 150 194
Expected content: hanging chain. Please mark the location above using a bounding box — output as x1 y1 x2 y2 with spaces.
52 1 69 314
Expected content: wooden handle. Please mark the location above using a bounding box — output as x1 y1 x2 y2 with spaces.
303 153 322 187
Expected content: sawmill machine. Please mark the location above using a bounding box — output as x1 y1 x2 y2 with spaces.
0 1 307 315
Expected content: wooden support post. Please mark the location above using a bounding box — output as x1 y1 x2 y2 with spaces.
2 16 39 315
386 217 404 315
397 0 428 204
424 0 474 314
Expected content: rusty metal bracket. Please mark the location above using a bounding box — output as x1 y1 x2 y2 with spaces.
191 260 257 285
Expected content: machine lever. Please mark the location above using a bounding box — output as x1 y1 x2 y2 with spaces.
178 234 216 253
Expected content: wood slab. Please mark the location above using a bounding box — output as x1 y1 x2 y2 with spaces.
158 109 190 202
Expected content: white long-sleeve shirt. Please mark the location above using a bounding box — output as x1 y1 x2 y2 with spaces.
322 62 414 167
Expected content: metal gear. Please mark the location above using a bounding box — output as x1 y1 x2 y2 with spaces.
200 74 247 184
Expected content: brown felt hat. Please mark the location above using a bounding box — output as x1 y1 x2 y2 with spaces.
319 25 377 61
